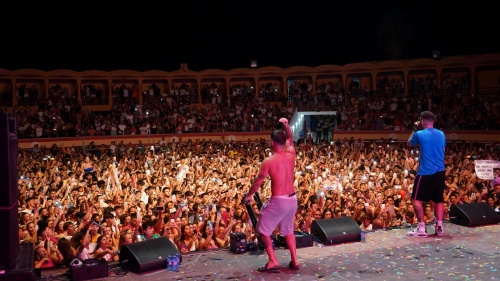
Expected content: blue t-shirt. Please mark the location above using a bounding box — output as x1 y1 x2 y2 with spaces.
409 128 445 175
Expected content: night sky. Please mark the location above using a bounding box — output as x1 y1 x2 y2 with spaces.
1 2 498 72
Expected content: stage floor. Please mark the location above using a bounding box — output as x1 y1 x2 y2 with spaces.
42 222 500 281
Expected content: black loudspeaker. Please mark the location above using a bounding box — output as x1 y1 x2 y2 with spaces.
0 113 19 270
0 243 35 281
0 112 17 207
0 202 20 269
449 202 500 227
69 258 108 281
310 217 361 245
230 233 247 254
119 237 180 273
277 231 314 249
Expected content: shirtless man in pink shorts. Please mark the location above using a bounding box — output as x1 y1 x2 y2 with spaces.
244 117 299 273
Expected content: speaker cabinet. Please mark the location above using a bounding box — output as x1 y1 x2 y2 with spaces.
449 202 500 227
310 217 361 245
0 202 20 269
0 113 19 270
69 258 108 281
230 232 247 254
119 237 180 273
277 231 314 249
0 112 17 208
0 243 34 281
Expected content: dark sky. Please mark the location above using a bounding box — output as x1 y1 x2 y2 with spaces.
1 3 498 72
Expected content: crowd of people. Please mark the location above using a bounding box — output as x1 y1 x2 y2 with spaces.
6 72 500 141
16 125 500 270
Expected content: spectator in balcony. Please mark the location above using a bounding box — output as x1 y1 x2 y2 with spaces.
36 123 43 138
139 122 149 135
130 125 137 135
110 122 117 136
88 126 96 136
118 122 127 135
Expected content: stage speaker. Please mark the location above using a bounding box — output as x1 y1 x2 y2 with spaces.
0 112 17 208
119 237 180 273
0 202 20 269
69 258 108 281
0 113 19 270
277 231 314 249
311 217 361 245
449 202 500 227
0 243 34 281
230 232 247 254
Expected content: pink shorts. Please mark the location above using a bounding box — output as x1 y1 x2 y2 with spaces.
257 195 297 236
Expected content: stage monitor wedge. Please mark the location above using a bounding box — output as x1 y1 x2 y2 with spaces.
119 237 180 273
310 217 361 245
449 202 500 227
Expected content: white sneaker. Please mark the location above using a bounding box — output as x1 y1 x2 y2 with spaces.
408 227 428 238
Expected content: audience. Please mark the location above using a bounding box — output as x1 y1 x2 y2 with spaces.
7 73 500 141
7 76 499 270
15 131 499 270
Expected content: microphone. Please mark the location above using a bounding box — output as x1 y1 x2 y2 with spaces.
413 121 423 131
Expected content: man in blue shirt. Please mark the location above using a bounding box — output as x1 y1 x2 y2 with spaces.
407 111 446 238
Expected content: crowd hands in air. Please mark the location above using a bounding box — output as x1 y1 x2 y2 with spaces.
18 134 500 269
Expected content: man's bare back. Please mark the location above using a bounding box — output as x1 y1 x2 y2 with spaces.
262 150 295 196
